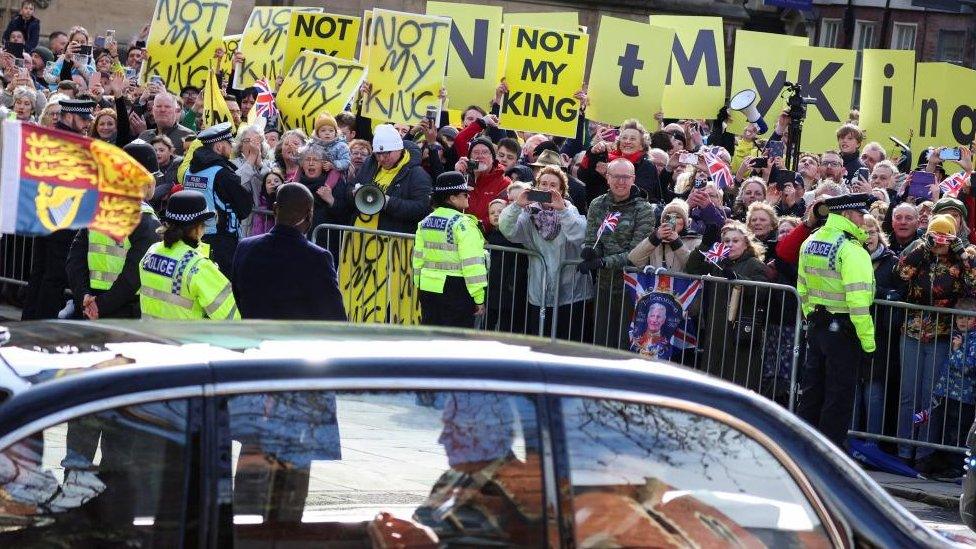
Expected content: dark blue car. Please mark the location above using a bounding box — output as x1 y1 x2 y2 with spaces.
0 321 955 547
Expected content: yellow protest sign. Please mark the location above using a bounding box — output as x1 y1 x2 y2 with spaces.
362 9 451 125
913 62 976 154
426 2 503 111
237 6 322 89
499 25 588 137
859 49 915 145
587 16 673 129
203 67 233 128
358 10 373 64
789 45 856 153
144 0 232 94
339 233 421 325
277 51 365 135
284 12 360 73
503 12 579 31
216 34 240 74
649 15 725 119
728 30 806 135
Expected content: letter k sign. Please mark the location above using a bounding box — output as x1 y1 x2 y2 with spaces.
797 59 842 122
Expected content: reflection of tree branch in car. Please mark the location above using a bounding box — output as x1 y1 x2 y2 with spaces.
578 400 764 492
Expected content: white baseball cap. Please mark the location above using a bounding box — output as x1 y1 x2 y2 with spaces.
372 124 404 153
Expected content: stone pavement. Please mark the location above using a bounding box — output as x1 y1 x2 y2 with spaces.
869 471 961 509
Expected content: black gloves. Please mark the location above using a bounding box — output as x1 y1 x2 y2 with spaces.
951 237 966 257
580 246 597 262
720 267 737 280
577 258 604 274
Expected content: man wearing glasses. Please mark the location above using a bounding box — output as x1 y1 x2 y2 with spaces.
578 159 654 348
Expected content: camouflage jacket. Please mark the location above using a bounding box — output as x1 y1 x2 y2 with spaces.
584 187 655 270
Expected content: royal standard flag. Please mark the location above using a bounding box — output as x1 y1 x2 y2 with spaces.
0 121 151 242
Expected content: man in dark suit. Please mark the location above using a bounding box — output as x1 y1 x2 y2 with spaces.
232 184 346 320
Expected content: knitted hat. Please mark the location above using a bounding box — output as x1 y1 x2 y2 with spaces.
469 137 496 159
933 196 968 221
372 124 403 153
314 112 338 134
32 45 53 64
927 213 957 236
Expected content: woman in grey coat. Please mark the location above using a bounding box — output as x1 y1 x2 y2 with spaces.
499 166 593 340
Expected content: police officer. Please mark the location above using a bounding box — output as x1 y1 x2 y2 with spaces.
413 171 487 328
139 190 239 320
182 122 253 278
797 193 876 448
66 140 162 319
22 97 96 320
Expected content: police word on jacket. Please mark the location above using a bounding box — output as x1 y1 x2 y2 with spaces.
139 190 239 320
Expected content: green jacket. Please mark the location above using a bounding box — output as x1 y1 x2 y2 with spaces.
797 213 876 352
583 187 654 270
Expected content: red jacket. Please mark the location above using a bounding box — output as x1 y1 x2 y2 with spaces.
776 222 813 265
468 164 510 231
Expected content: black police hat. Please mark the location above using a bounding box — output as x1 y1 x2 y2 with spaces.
164 190 215 225
432 171 473 196
123 139 161 177
59 98 96 120
825 192 874 215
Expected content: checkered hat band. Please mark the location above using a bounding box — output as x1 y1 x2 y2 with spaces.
435 183 470 193
61 105 93 114
828 201 866 211
201 131 232 144
166 211 206 222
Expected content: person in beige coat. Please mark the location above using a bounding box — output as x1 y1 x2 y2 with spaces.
628 200 702 272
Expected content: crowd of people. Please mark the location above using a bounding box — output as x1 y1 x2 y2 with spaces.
3 1 976 474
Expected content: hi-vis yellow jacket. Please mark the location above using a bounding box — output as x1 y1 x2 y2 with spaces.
413 206 488 304
797 213 876 352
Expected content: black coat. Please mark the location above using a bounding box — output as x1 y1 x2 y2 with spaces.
2 15 39 52
65 208 161 318
232 224 346 321
342 140 432 234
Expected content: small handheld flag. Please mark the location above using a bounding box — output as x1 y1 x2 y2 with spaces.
595 211 621 244
700 242 731 266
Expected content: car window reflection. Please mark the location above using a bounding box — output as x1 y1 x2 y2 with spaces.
226 390 545 547
562 398 833 548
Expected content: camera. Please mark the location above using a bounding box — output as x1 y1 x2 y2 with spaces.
425 105 437 123
940 147 962 161
466 159 478 172
751 157 768 169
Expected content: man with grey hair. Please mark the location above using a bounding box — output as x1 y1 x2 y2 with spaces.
138 91 194 155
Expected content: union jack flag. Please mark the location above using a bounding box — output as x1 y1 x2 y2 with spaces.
596 211 621 242
623 272 703 356
253 78 278 120
939 172 967 198
700 242 731 266
701 150 733 190
913 408 930 425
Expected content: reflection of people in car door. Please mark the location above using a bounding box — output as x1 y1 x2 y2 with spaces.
368 393 544 546
231 392 341 524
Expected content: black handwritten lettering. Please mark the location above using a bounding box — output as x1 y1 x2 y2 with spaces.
147 0 230 91
919 98 938 137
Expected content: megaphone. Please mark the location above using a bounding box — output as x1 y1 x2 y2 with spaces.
354 183 386 215
730 89 762 123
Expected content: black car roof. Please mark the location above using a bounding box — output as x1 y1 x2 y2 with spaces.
0 321 950 547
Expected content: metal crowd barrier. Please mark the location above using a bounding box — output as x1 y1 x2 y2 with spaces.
850 299 976 456
310 223 547 335
0 234 34 287
549 260 804 411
